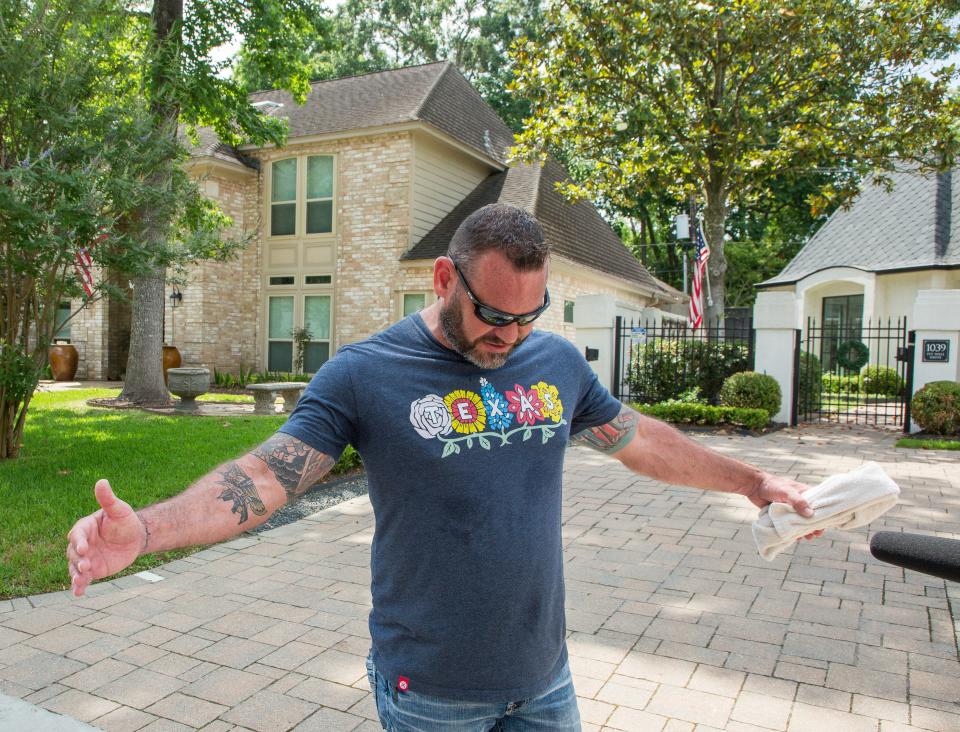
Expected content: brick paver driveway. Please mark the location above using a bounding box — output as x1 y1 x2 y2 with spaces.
1 424 958 731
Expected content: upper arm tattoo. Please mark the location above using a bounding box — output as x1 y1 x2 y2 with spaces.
216 463 267 524
252 433 336 500
570 405 640 454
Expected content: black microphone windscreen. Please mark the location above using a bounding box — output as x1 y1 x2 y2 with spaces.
870 531 960 583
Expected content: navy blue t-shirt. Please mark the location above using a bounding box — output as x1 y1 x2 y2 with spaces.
279 314 621 701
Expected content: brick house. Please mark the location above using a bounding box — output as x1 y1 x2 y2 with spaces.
66 62 682 379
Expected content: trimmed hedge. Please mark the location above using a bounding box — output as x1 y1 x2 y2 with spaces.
822 366 904 397
633 402 769 430
861 366 904 396
719 371 781 418
911 381 960 435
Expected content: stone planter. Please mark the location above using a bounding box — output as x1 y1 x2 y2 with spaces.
167 367 209 411
49 344 79 381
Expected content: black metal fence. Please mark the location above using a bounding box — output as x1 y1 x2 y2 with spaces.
613 316 755 404
797 317 911 427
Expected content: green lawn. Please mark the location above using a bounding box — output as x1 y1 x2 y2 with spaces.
895 437 960 451
0 389 349 599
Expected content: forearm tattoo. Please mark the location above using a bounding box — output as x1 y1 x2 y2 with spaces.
216 463 267 524
571 406 640 454
252 434 336 499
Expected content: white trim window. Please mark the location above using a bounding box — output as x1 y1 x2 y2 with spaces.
269 154 336 238
401 292 428 319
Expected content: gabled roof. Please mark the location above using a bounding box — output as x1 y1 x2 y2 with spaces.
402 159 683 299
760 165 960 287
191 62 514 166
186 63 676 296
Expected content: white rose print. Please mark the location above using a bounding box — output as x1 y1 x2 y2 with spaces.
409 394 453 439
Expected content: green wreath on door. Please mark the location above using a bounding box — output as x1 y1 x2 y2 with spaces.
836 340 869 371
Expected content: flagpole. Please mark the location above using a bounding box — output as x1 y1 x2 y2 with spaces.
703 223 714 309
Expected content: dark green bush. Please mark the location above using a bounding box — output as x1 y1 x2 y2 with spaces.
633 402 769 430
627 339 751 404
861 366 903 396
719 371 781 418
911 381 960 435
797 351 822 413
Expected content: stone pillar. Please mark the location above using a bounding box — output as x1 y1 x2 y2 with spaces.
574 294 617 391
753 291 799 425
909 289 960 433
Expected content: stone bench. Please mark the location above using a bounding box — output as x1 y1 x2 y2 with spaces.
246 382 309 415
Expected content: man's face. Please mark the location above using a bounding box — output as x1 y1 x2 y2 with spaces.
438 250 549 369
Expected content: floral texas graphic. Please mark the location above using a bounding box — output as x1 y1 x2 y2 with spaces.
409 378 567 458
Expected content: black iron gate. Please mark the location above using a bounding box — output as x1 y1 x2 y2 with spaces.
796 317 913 428
613 317 755 404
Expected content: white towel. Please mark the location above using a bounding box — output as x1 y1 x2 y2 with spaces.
753 461 900 561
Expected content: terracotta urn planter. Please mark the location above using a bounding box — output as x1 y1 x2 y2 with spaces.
162 345 182 385
167 367 210 411
49 344 79 381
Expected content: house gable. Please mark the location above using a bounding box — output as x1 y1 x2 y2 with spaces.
761 165 960 289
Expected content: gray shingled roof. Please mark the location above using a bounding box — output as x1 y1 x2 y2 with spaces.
185 127 254 168
760 166 960 287
188 62 514 166
402 160 683 298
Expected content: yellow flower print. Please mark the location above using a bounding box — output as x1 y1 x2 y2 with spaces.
533 382 563 423
443 389 487 434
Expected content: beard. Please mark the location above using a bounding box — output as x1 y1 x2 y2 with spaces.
439 295 525 370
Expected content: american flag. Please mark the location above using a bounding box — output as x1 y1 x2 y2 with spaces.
74 229 106 297
688 225 710 330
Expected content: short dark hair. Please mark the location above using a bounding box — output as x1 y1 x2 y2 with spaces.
446 203 549 273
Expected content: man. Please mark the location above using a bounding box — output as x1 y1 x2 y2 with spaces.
67 203 816 731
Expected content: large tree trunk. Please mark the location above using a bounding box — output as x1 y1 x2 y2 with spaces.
119 265 169 404
119 0 180 404
703 185 728 327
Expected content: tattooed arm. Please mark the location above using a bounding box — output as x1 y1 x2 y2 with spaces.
571 405 814 515
66 434 336 595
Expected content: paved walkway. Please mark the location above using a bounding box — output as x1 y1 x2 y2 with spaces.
1 425 958 731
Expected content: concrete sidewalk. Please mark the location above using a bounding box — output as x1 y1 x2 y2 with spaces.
1 425 958 731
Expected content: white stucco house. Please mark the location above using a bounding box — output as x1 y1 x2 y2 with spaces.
757 165 960 343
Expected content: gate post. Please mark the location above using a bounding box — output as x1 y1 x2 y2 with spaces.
753 291 799 425
908 290 960 433
573 294 618 392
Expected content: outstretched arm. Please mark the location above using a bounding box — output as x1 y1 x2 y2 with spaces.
67 433 336 596
571 404 814 516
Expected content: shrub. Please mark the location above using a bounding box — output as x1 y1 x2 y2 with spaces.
822 373 861 394
911 381 960 435
719 371 781 418
334 445 363 473
627 339 751 404
861 366 903 396
633 402 769 430
797 351 822 413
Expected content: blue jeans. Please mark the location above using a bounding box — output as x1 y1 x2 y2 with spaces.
365 652 582 731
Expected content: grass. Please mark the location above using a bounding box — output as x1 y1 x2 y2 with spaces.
197 392 254 403
0 388 356 599
895 437 960 451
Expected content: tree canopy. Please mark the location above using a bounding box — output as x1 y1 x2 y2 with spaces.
0 0 239 456
233 0 545 131
511 0 960 322
115 0 327 405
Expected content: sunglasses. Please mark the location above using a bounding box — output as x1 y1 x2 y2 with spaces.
452 260 550 327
